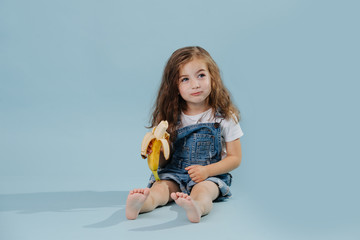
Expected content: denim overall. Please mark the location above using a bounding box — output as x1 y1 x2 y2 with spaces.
148 120 232 201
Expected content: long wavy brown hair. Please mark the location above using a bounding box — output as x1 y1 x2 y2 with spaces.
150 46 240 142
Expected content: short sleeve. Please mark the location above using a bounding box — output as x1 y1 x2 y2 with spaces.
221 117 244 142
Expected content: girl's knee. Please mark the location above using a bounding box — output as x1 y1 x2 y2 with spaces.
151 180 180 197
193 181 217 192
191 181 220 200
151 181 168 194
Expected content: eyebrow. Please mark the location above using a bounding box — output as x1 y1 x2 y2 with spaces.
179 69 206 78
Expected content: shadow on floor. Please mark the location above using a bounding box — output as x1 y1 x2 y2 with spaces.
85 202 195 230
84 207 128 228
0 191 128 214
0 191 198 229
128 203 193 231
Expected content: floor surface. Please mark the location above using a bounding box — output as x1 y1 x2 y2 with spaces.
1 178 358 240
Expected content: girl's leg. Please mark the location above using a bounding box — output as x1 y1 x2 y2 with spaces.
171 181 219 223
126 180 180 220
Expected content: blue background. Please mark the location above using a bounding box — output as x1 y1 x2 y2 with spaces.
1 0 359 239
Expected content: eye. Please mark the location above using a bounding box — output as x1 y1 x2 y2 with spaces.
198 73 206 78
180 77 189 82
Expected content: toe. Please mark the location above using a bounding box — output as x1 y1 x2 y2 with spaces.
182 193 189 198
170 192 177 200
144 188 150 195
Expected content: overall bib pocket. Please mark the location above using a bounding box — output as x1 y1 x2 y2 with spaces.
194 133 215 161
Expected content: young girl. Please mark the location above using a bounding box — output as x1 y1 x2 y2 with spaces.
126 46 243 223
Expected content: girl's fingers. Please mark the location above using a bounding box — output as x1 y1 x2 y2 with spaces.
185 165 196 170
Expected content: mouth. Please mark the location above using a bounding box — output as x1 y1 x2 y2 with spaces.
191 91 202 96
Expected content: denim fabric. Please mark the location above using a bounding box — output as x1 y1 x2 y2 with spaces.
148 122 232 201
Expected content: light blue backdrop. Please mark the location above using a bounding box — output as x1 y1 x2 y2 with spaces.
1 0 359 239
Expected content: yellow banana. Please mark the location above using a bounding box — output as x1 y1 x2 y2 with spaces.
140 120 170 181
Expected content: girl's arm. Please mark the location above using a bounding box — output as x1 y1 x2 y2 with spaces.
207 139 242 176
186 139 242 182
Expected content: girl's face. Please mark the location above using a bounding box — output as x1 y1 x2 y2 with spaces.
178 58 211 112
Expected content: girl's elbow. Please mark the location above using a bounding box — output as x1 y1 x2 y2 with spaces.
236 155 242 167
233 156 241 168
235 159 241 168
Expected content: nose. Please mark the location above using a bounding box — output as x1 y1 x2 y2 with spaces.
190 78 200 89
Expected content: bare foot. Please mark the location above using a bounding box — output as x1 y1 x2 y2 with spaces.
171 192 201 223
126 188 150 220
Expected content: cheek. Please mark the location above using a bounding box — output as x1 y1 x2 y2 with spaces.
178 85 186 97
205 79 212 92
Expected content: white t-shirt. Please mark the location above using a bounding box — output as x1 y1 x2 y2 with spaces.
178 108 243 159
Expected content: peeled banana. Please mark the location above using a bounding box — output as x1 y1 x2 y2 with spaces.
141 120 170 181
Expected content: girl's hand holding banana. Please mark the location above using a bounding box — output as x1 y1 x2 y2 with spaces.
140 120 170 181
